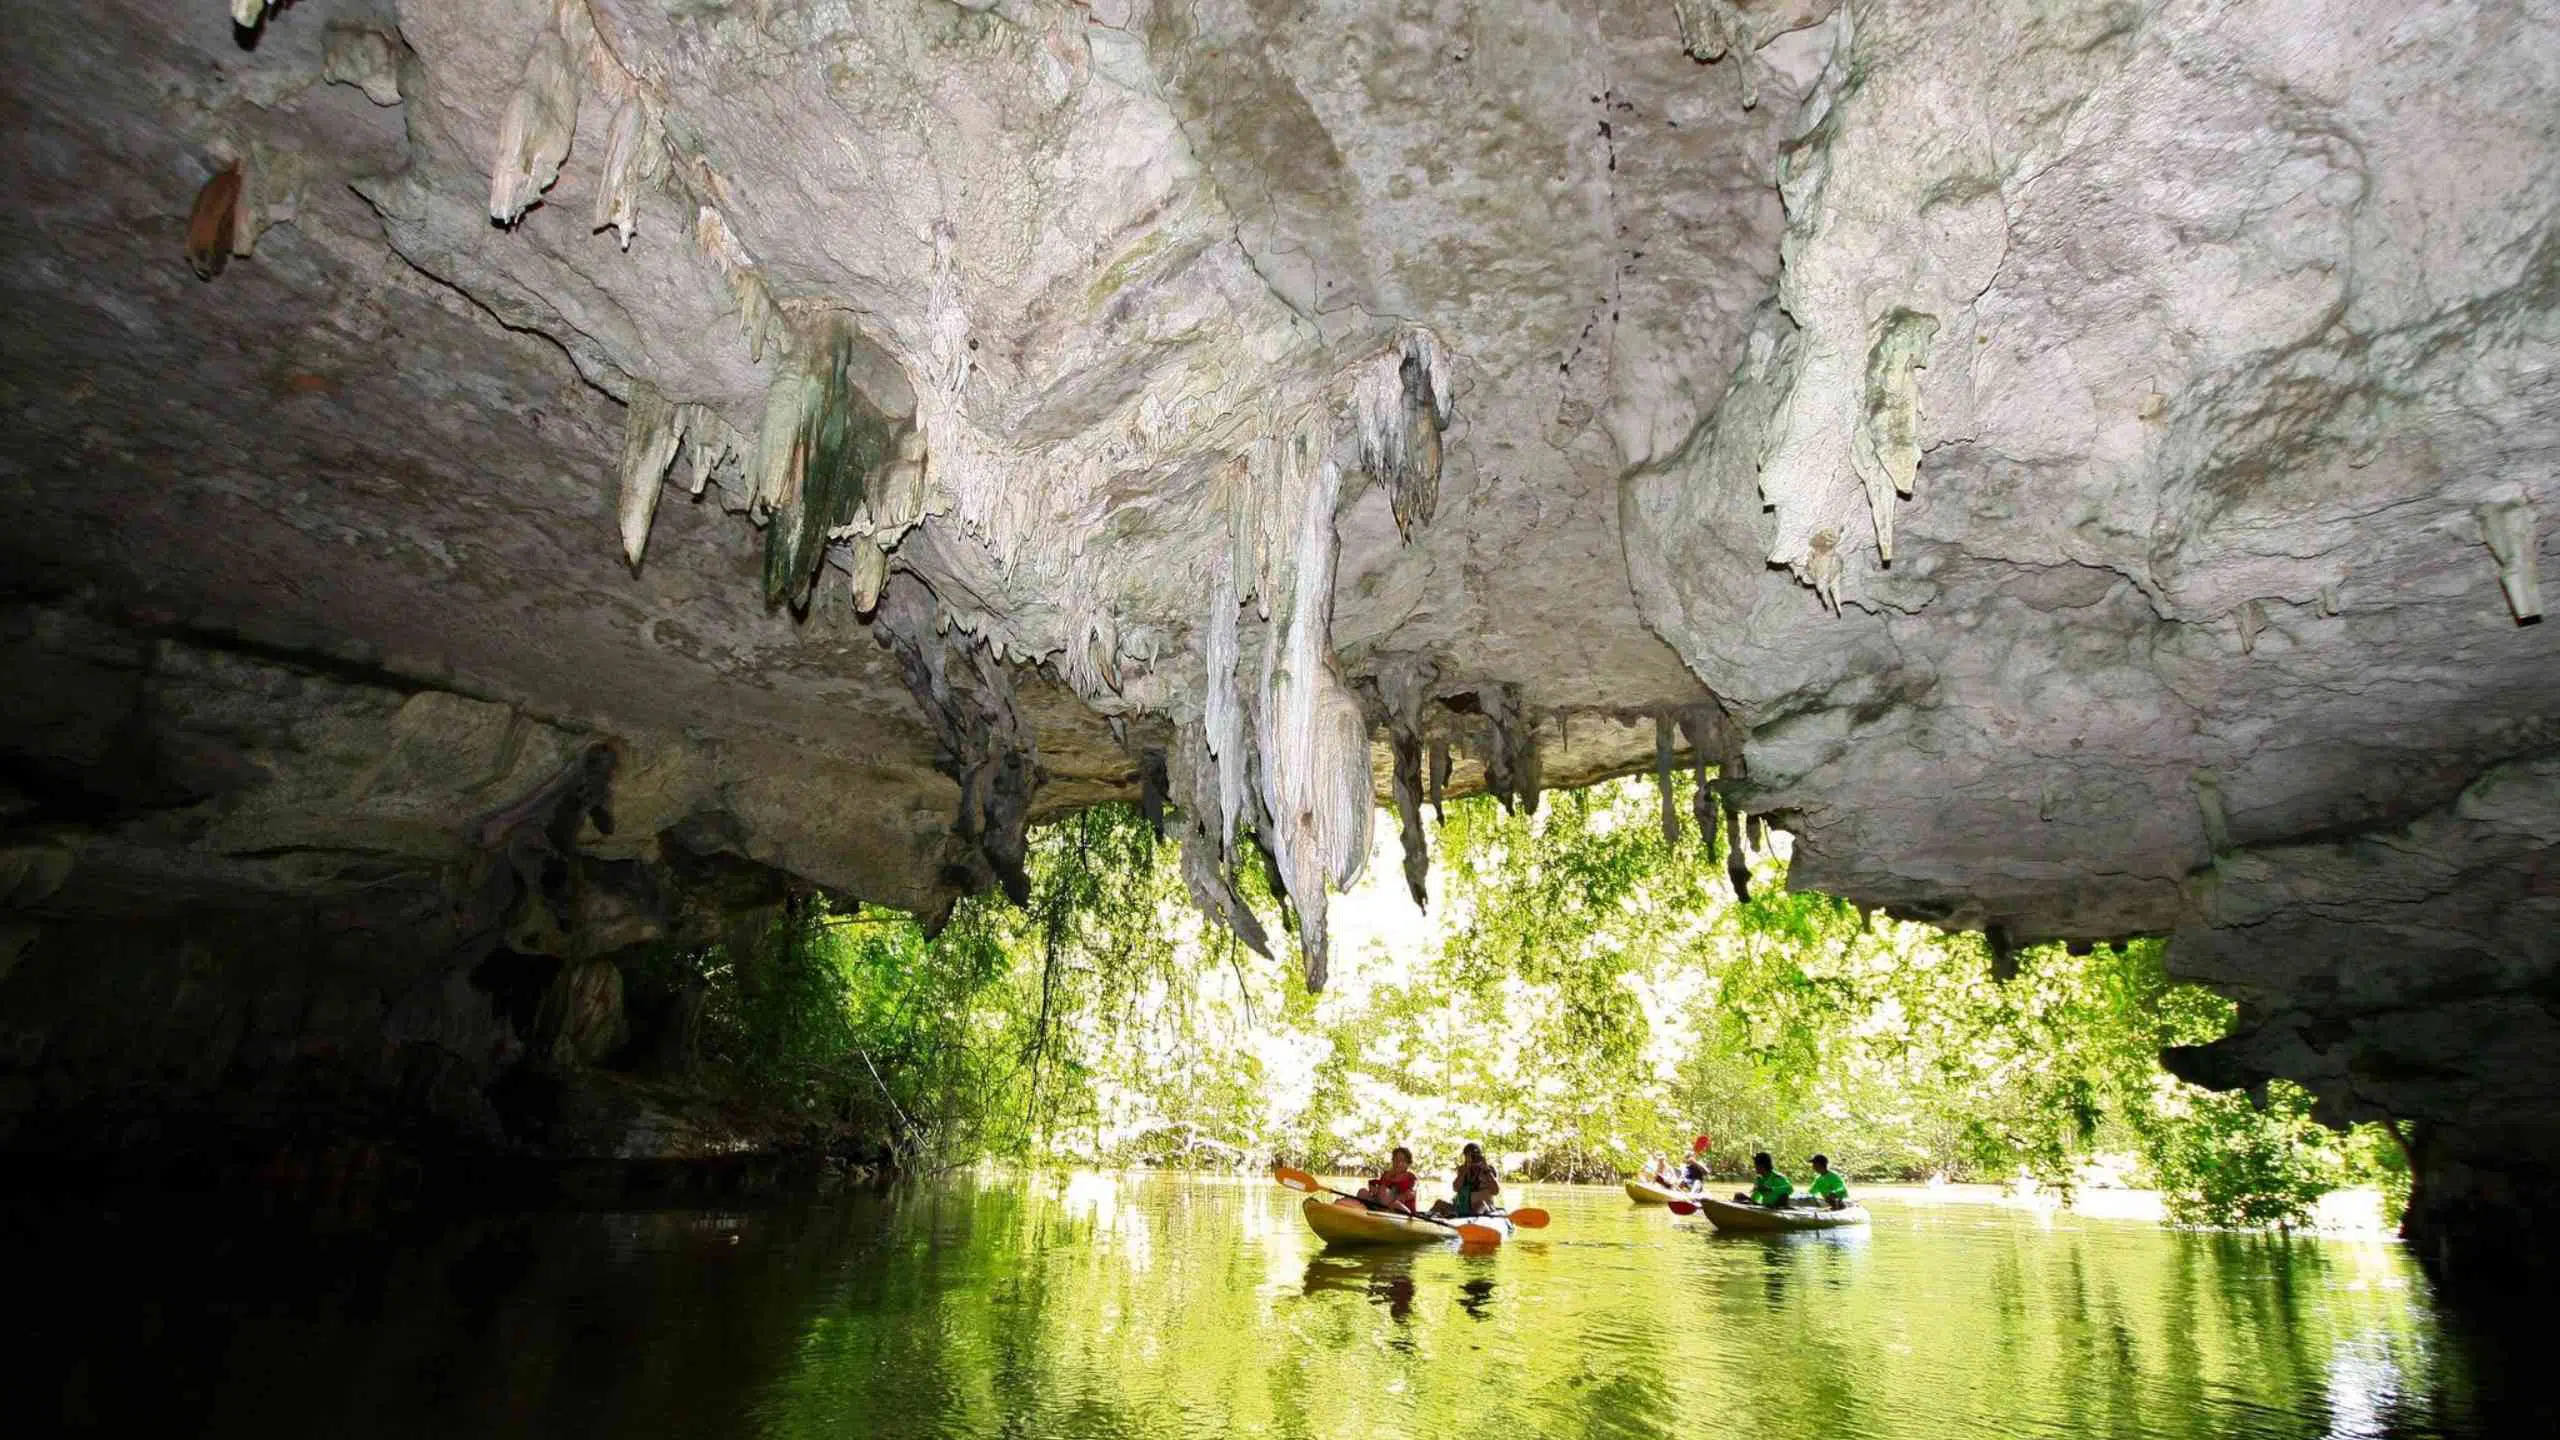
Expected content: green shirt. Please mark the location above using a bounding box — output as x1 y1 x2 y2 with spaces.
1809 1170 1848 1201
1749 1172 1794 1206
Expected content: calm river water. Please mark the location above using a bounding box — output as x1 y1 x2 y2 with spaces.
12 1172 2535 1437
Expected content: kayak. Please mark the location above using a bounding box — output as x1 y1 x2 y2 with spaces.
1689 1194 1871 1232
1301 1196 1515 1247
1624 1178 1694 1205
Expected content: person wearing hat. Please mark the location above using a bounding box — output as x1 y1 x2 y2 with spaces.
1681 1134 1711 1190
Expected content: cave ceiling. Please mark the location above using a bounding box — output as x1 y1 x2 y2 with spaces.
4 1 2556 990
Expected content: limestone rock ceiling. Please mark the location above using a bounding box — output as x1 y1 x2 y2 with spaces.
4 1 2557 999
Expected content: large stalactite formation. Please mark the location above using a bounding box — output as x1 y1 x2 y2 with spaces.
2 0 2556 1295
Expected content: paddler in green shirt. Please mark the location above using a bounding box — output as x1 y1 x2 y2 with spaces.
1807 1154 1849 1210
1734 1151 1794 1207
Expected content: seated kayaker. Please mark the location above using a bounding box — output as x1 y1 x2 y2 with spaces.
1807 1154 1849 1210
1356 1146 1420 1213
1682 1153 1710 1190
1429 1142 1501 1217
1733 1151 1794 1208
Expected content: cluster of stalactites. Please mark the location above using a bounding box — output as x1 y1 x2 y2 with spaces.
1250 457 1375 993
1156 331 1456 991
876 578 1042 912
1355 331 1452 543
753 326 909 610
1648 702 1755 902
616 322 922 616
617 388 756 567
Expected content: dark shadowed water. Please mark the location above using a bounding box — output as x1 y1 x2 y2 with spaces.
5 1172 2534 1438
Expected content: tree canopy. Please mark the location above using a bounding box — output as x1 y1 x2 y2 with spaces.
654 775 2404 1230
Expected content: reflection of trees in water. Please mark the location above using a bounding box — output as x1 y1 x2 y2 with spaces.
1301 1251 1423 1324
34 1173 2495 1437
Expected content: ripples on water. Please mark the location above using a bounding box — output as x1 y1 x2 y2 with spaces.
5 1174 2532 1438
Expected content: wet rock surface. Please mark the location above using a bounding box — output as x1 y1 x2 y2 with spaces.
3 1 2557 1291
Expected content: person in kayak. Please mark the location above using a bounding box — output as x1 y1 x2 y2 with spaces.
1430 1143 1501 1217
1734 1151 1794 1208
1807 1154 1850 1210
1356 1146 1420 1214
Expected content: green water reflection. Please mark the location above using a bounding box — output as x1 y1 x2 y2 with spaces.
15 1173 2517 1437
752 1174 2482 1440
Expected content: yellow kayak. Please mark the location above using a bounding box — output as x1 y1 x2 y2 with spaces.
1301 1196 1514 1247
1689 1194 1870 1232
1625 1178 1692 1205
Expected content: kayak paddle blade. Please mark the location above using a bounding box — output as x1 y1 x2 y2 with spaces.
1455 1223 1504 1247
1667 1199 1700 1216
1507 1208 1550 1228
1273 1165 1323 1194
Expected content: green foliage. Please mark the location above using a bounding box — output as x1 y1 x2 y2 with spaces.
652 777 2397 1231
2136 1080 2342 1230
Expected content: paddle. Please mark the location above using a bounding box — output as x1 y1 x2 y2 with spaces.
1272 1166 1508 1246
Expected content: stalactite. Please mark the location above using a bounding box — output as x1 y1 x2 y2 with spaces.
867 429 930 537
1678 702 1746 884
1204 563 1248 853
1428 736 1451 822
1724 802 1751 902
1139 747 1170 841
1253 458 1372 991
1654 712 1681 846
617 381 683 569
2476 495 2542 622
761 327 904 610
1170 726 1272 957
1378 661 1437 911
488 10 581 226
1479 683 1540 815
876 577 1042 907
847 541 889 613
1356 331 1451 542
1691 746 1716 852
694 207 783 360
1753 813 1772 852
1179 822 1271 958
185 160 242 281
593 97 655 251
1986 923 2018 984
322 24 403 107
1802 527 1844 614
677 405 746 509
1672 0 1765 108
2236 600 2266 655
1849 309 1938 562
